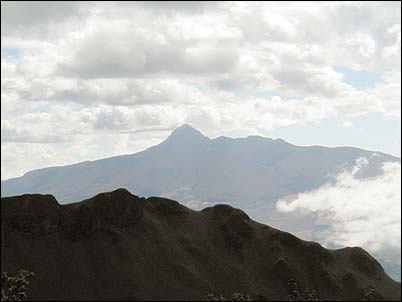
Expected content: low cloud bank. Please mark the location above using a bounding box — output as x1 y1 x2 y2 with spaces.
276 158 401 270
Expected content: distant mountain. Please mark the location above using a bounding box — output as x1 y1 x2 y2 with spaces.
2 189 401 301
2 125 400 281
1 124 398 208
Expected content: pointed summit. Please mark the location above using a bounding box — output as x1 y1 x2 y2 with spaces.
172 124 204 136
164 124 209 144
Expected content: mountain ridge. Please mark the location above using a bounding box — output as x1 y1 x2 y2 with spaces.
2 124 399 183
1 125 399 202
1 125 400 281
1 188 401 301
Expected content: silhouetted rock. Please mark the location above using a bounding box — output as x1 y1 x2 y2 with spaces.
2 125 400 280
1 189 401 301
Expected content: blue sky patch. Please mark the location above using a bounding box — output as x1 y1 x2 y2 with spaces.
260 112 401 157
1 48 22 60
335 66 382 89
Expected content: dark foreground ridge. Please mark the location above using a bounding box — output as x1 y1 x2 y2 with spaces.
1 189 401 301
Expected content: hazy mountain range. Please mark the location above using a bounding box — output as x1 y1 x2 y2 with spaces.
1 124 398 206
2 189 401 301
2 125 400 281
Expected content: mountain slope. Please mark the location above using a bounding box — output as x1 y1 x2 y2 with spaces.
1 189 401 301
2 125 400 281
1 125 398 206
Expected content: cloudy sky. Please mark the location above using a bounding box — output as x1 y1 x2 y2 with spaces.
1 1 401 180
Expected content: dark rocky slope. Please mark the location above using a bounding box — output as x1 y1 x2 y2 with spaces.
1 189 401 301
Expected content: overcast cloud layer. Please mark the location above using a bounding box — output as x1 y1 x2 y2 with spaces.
1 1 401 179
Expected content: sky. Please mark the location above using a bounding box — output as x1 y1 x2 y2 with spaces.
1 1 401 180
